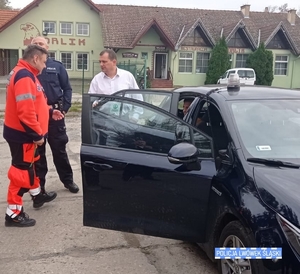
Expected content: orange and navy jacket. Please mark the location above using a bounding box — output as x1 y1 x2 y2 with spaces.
3 59 51 144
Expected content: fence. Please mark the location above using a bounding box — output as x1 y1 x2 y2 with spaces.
0 56 147 93
0 57 18 76
89 59 147 90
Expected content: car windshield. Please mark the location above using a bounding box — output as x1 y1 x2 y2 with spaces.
230 99 300 163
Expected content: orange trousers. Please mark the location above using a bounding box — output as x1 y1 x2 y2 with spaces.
6 142 41 218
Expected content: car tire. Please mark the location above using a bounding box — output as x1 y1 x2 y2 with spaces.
217 221 264 274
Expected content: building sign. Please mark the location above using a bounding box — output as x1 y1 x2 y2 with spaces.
155 46 166 50
122 52 138 58
181 46 209 51
228 48 246 53
45 38 86 46
20 22 86 46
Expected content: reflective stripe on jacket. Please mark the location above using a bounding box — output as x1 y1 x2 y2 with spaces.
3 59 49 143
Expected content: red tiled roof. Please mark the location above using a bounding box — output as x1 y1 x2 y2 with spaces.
0 0 43 32
1 2 300 54
0 9 19 28
0 0 100 32
96 4 300 54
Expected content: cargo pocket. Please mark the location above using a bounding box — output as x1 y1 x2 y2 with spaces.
8 166 29 188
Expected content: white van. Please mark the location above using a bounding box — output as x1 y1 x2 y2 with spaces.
217 68 256 85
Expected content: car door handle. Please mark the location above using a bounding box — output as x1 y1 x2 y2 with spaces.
84 161 113 171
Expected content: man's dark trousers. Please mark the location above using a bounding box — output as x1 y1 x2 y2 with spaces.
37 117 73 189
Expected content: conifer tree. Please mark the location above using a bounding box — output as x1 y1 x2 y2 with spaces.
246 43 274 86
205 37 231 84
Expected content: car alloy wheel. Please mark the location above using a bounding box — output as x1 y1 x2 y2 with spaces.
218 221 264 274
221 235 251 274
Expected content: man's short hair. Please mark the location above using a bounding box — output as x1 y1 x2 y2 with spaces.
23 44 48 60
184 98 194 104
100 49 117 61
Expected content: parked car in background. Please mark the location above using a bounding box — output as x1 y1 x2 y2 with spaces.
81 81 300 274
218 68 256 85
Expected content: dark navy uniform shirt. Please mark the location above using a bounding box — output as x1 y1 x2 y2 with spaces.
37 58 72 113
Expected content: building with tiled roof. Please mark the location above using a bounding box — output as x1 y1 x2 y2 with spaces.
0 0 299 89
0 9 19 28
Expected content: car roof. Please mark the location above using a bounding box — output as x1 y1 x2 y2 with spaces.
174 85 300 100
173 85 221 95
228 68 254 70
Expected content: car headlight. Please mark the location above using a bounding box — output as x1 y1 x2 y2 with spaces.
277 214 300 255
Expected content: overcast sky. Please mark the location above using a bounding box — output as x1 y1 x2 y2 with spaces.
8 0 300 11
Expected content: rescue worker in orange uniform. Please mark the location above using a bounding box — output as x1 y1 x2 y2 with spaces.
3 44 64 227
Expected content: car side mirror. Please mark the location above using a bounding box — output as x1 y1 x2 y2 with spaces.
168 142 198 164
168 142 201 171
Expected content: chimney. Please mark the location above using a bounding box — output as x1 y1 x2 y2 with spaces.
241 4 250 18
287 9 296 25
264 7 269 13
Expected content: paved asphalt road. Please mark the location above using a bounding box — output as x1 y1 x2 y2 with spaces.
0 113 218 274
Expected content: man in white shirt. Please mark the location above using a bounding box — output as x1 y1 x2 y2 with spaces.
88 49 143 120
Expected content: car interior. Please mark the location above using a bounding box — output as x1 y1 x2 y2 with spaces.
196 102 229 158
177 96 197 119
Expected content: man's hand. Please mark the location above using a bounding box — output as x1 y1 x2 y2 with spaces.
34 137 44 146
92 100 99 108
52 109 64 120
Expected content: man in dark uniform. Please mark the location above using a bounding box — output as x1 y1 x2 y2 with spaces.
31 37 79 196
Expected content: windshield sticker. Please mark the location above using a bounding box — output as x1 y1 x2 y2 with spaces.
256 145 271 151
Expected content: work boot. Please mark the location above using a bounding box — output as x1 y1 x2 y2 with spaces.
5 212 36 227
41 187 57 200
32 191 57 208
64 182 79 193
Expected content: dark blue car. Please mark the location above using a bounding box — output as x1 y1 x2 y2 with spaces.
81 84 300 274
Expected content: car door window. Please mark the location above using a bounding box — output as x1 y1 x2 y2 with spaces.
193 130 213 158
228 70 236 77
237 70 246 78
188 99 227 158
91 96 193 154
245 70 254 78
113 90 172 112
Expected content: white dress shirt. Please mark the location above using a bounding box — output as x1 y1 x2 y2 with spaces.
88 67 139 94
88 67 143 120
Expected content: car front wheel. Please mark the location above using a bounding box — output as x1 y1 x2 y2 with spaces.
218 221 264 274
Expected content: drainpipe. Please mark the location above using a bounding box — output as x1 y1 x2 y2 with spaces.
257 29 261 47
172 52 177 85
220 28 224 38
144 58 147 89
291 55 300 89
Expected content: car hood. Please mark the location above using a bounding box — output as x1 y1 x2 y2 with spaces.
253 166 300 227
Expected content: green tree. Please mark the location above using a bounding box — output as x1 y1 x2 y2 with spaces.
0 0 12 9
265 3 300 16
205 37 231 84
246 43 274 86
